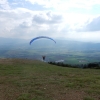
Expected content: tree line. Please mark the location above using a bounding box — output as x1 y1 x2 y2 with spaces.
48 61 100 69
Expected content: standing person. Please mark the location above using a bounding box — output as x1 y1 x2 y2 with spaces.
42 56 45 61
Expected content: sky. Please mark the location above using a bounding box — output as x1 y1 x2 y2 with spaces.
0 0 100 42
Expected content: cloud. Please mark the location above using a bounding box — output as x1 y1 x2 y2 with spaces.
0 0 10 9
0 8 33 38
0 6 99 42
0 0 100 43
26 0 100 11
33 12 62 24
0 7 63 39
66 31 100 43
11 11 63 38
83 16 100 31
75 15 100 32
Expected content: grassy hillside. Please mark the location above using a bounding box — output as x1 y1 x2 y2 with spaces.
0 59 100 100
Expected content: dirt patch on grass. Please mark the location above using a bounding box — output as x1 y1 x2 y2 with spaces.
51 90 85 100
0 58 13 65
0 84 20 100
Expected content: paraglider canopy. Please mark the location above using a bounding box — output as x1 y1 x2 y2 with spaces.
29 36 56 62
29 36 56 45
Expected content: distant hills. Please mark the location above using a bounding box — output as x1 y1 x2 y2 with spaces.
0 37 100 64
1 37 100 51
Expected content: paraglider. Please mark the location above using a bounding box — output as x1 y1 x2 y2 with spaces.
29 36 56 45
42 56 45 61
29 36 56 61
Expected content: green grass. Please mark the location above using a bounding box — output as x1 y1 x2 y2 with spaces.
0 58 100 100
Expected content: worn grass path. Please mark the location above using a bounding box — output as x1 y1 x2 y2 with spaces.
0 59 100 100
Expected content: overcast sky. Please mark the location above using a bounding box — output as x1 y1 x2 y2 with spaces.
0 0 100 42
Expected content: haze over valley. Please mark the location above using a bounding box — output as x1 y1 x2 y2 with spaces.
1 37 100 65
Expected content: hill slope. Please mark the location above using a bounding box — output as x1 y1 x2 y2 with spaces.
0 58 100 100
